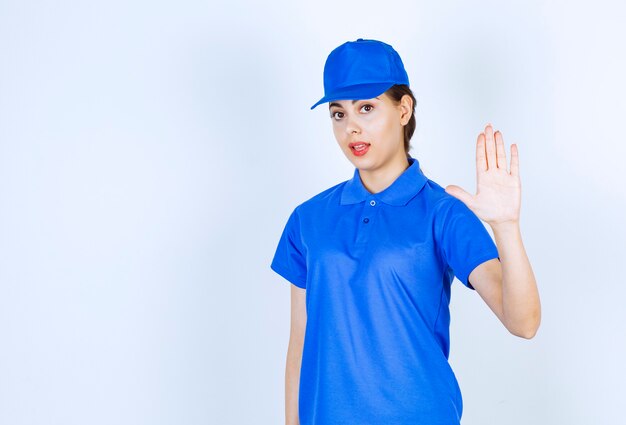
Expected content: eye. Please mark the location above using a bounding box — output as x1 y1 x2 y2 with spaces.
330 111 344 120
360 104 373 113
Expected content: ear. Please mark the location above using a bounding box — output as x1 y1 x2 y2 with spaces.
399 94 413 126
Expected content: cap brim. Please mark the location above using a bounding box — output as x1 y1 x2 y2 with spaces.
310 82 396 110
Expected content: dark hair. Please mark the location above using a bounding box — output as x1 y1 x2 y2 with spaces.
384 84 417 155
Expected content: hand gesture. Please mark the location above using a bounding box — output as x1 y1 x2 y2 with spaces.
445 123 521 226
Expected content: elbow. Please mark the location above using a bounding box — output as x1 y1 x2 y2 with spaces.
510 325 539 339
506 311 541 340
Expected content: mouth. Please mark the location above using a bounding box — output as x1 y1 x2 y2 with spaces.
349 142 371 156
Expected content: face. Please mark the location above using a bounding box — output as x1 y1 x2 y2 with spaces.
328 92 411 172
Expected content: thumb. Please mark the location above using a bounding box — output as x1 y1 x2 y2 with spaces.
445 185 473 206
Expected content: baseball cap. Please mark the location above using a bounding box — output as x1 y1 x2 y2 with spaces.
310 38 410 110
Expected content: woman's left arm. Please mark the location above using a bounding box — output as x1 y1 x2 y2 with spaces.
445 123 541 339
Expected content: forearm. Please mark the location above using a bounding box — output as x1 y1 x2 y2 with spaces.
285 340 303 425
491 221 541 338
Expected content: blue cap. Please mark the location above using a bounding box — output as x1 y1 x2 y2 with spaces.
310 38 410 110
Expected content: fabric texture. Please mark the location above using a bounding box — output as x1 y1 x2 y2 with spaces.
270 156 500 425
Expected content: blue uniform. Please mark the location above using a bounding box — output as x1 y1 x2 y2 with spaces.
271 155 500 424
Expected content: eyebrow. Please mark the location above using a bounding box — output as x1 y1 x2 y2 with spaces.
329 97 380 109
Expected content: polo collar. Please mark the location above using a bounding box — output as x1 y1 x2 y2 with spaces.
340 156 428 206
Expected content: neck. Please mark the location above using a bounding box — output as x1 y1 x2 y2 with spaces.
359 152 410 194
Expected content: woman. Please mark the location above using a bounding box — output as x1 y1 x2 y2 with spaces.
270 38 540 425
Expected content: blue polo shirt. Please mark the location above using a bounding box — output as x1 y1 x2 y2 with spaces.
270 156 499 425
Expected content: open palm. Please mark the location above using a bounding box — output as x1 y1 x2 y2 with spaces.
445 124 521 226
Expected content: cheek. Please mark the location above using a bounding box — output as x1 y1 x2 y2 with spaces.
332 124 345 140
368 115 393 140
378 115 402 142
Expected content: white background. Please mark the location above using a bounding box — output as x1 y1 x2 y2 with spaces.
1 0 625 424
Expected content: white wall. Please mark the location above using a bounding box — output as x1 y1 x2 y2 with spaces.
0 0 624 423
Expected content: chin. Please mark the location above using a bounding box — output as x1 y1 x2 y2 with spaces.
341 146 379 169
348 157 376 170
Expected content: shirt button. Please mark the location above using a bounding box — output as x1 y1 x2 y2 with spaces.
363 218 370 223
369 200 376 206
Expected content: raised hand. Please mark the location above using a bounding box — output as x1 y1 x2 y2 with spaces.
445 123 521 227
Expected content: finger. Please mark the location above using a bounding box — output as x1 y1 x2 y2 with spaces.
494 130 507 170
485 123 496 170
510 143 520 177
476 132 487 173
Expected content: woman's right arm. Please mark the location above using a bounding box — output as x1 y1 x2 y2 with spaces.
285 284 307 425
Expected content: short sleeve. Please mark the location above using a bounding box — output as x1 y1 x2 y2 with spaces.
438 199 500 289
270 207 307 289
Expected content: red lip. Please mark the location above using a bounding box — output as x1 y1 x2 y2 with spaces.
349 141 370 156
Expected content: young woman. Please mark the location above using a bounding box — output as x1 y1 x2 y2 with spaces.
271 38 541 425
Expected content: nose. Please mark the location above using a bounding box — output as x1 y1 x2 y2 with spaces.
345 115 361 135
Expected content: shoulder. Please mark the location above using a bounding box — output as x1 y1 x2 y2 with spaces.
279 178 349 233
419 177 468 217
293 179 348 215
